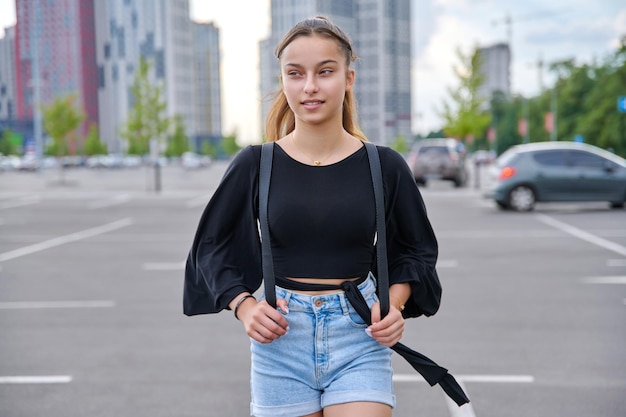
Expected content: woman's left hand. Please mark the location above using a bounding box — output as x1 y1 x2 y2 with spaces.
368 302 405 347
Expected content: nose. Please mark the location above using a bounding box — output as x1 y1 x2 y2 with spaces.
304 76 319 94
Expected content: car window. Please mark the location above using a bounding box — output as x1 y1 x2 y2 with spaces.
568 150 609 169
496 149 518 166
532 150 567 167
418 146 448 156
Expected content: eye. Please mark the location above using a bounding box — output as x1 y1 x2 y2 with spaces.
286 70 302 77
320 69 333 75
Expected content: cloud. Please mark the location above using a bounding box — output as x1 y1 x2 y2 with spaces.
525 17 617 46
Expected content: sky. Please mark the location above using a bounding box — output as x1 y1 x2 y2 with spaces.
1 0 624 144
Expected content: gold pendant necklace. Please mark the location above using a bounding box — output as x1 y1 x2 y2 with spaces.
291 132 334 166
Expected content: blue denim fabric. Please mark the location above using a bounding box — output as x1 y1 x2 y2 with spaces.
250 274 395 417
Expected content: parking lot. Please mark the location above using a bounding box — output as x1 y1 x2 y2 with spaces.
1 161 625 416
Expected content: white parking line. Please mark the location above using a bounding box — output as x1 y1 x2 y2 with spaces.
535 214 626 257
142 261 185 271
394 374 534 417
393 374 534 384
0 300 116 309
607 259 626 267
0 195 40 210
581 276 626 284
445 380 476 417
0 375 72 384
0 218 134 262
437 260 458 268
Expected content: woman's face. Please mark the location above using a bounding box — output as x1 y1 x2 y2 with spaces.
280 34 354 128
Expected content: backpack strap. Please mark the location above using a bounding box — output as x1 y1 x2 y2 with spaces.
259 142 276 307
363 142 389 318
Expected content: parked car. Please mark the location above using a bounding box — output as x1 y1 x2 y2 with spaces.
472 150 496 165
484 141 626 211
406 138 468 187
181 152 212 169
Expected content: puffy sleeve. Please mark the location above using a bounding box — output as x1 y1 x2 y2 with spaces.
378 147 442 318
183 145 263 316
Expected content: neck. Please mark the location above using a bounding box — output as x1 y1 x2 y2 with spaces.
290 128 351 166
292 125 347 151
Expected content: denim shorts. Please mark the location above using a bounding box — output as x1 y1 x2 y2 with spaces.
250 273 395 417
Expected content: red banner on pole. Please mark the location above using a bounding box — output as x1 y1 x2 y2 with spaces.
544 112 554 133
518 119 527 136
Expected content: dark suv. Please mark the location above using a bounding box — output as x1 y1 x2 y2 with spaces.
406 138 468 187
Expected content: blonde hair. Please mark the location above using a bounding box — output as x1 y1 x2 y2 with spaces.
265 16 366 142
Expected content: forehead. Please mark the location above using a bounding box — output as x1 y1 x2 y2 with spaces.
280 34 345 65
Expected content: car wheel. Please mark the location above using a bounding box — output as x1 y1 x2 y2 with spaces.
609 201 625 209
508 185 536 211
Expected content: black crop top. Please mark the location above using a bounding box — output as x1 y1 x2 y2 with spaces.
184 143 442 319
269 144 375 279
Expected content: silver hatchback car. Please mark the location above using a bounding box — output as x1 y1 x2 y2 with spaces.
406 138 468 187
484 141 626 211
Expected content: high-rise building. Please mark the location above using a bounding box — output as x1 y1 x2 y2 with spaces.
355 0 411 144
95 0 195 153
193 21 222 137
15 0 98 151
477 43 511 102
259 0 411 145
0 26 16 121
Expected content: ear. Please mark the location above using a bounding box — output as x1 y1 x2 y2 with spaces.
345 68 355 92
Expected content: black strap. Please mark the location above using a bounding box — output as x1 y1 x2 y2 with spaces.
363 142 389 318
259 143 276 307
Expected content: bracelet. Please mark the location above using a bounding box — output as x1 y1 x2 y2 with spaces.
233 294 255 320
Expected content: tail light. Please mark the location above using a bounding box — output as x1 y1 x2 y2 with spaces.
499 166 516 180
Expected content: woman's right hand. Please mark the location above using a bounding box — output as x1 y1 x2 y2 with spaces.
237 298 289 343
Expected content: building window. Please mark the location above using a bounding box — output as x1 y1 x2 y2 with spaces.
118 28 125 58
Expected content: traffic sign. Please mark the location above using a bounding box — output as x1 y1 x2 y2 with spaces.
618 96 626 113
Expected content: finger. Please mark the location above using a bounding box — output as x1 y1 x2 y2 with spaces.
370 301 381 325
276 298 290 315
256 303 289 335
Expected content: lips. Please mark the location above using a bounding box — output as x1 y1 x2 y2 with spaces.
301 100 323 110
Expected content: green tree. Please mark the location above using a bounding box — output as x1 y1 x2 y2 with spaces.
83 124 107 156
577 40 626 156
165 114 189 157
201 140 218 158
490 91 523 154
119 57 170 156
440 47 492 144
389 134 409 154
221 132 241 156
0 129 20 155
41 94 85 157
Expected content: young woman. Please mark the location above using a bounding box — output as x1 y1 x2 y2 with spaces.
184 16 441 417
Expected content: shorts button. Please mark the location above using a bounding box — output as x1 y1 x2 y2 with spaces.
314 299 323 307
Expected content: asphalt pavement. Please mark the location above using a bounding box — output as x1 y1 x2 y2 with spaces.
1 161 625 417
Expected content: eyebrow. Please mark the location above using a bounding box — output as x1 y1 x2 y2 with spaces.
283 59 340 68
